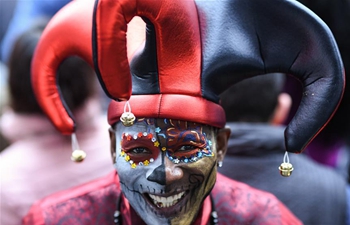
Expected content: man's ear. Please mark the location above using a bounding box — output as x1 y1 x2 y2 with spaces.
109 127 117 164
270 92 292 125
216 127 231 163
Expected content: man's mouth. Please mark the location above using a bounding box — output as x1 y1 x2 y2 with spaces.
148 191 186 208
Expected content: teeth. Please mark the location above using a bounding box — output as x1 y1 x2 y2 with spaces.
149 191 185 208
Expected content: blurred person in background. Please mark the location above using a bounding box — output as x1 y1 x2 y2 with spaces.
0 0 16 151
219 73 350 225
0 61 9 151
0 0 69 64
0 22 113 225
0 0 16 45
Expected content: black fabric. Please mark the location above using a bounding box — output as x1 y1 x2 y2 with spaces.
195 0 344 153
130 20 160 95
219 122 347 225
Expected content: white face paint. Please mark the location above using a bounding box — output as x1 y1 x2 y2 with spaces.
114 118 218 225
115 119 168 225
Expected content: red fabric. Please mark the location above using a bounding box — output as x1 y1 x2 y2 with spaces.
23 172 302 225
95 0 201 100
108 94 226 128
211 174 302 225
22 172 119 225
31 0 95 134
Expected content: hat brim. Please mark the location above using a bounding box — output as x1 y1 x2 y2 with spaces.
108 94 226 128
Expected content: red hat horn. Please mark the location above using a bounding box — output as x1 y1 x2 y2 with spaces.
31 0 95 135
92 0 202 100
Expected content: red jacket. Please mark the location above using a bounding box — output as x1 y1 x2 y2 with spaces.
23 172 302 225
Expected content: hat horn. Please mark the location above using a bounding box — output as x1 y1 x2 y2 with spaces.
31 0 94 135
92 0 201 100
195 0 345 153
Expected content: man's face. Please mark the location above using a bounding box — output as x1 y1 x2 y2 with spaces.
112 118 219 225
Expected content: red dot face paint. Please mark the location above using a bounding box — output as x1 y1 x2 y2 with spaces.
121 132 160 165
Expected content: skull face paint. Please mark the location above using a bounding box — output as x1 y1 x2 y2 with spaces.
114 118 218 225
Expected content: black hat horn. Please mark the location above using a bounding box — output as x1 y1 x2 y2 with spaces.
194 0 345 153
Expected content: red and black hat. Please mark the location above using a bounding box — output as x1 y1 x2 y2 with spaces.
32 0 345 154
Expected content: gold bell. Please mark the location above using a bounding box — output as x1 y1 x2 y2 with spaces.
120 112 136 127
279 162 294 177
71 149 87 162
120 101 136 127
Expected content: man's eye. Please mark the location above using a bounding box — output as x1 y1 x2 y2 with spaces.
131 147 151 154
178 145 197 151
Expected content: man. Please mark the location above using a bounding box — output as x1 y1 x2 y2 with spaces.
22 0 344 224
219 73 349 224
0 22 113 225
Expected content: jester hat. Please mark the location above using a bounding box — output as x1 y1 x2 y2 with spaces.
32 0 345 154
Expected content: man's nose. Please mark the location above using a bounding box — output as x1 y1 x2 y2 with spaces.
146 157 183 185
147 163 166 185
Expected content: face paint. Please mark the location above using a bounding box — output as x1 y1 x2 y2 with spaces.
114 118 218 225
160 119 214 164
119 119 214 169
120 132 158 168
